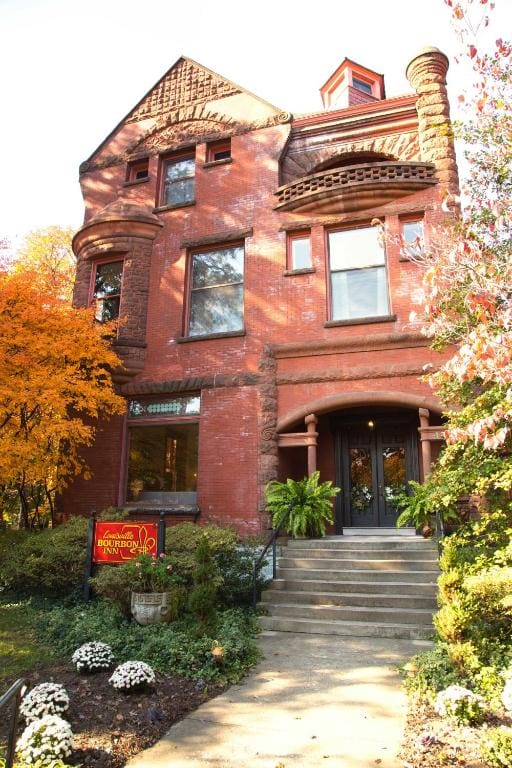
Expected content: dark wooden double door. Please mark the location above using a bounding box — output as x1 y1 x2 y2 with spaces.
334 415 419 530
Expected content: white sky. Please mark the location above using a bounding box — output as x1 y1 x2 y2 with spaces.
0 0 510 244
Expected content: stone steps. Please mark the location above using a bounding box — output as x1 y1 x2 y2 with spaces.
259 534 439 640
259 615 434 641
278 557 439 571
261 589 437 610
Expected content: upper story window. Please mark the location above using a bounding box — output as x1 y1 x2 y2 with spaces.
187 244 244 337
92 260 123 322
400 217 424 260
206 139 231 163
352 77 373 95
126 159 149 183
288 231 312 271
161 152 195 207
328 226 389 321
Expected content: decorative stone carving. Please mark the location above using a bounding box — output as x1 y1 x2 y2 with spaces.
257 346 279 521
127 58 242 123
80 109 291 176
406 47 459 194
281 133 420 184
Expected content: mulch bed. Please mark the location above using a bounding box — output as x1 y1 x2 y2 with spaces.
1 664 225 767
399 701 511 768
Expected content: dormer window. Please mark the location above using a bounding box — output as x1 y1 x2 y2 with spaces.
352 77 373 95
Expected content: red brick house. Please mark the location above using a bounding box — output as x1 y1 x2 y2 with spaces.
67 48 458 534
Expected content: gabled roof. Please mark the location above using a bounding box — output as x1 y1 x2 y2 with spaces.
84 56 284 164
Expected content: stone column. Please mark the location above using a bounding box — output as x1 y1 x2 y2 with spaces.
406 47 459 195
305 414 318 476
418 407 432 479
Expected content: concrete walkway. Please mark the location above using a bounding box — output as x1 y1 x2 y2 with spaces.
127 631 431 768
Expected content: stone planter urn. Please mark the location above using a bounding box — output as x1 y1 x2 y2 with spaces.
131 591 174 625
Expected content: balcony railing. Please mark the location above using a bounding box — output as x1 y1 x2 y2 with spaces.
274 161 437 213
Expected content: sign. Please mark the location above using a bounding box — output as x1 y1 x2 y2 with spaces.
92 522 158 564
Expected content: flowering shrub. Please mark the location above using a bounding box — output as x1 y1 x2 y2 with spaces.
71 641 114 672
434 684 486 725
20 683 69 723
16 714 73 765
108 660 155 691
502 676 512 712
481 727 512 768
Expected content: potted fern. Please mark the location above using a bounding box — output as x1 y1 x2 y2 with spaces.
265 471 340 538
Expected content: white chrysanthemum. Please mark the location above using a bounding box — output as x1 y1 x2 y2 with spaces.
20 683 69 723
71 641 115 673
434 684 485 724
17 714 73 765
502 678 512 712
108 660 155 691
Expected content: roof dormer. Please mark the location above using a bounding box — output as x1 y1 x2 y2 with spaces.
320 58 385 110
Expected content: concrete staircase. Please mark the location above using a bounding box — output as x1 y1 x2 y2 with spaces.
259 531 439 640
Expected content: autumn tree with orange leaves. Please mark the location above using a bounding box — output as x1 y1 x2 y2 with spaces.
0 269 124 528
401 0 512 521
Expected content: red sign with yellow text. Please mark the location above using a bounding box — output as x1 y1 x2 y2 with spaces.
92 522 158 564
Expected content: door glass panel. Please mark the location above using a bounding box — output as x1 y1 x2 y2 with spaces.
381 446 406 509
349 448 374 514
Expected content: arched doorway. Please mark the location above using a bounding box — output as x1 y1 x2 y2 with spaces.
332 408 419 530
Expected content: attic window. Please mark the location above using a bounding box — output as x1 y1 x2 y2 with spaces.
206 140 231 163
126 159 149 184
353 77 373 95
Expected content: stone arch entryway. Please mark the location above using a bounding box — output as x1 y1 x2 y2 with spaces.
276 392 445 531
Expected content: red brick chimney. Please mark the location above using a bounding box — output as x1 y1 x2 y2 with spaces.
320 58 385 110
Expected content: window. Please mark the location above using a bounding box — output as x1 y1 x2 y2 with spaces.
328 226 389 321
206 139 231 163
126 396 200 503
188 245 244 336
92 260 123 322
127 423 199 501
352 77 373 95
400 218 424 260
287 231 312 270
126 159 149 183
161 153 195 207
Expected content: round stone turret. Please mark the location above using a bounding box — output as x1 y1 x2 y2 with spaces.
406 47 459 194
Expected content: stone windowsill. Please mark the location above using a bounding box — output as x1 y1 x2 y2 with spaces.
325 314 397 328
177 329 246 343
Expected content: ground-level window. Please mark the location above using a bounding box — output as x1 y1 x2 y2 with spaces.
328 225 389 321
187 244 244 336
127 396 200 503
127 423 199 501
92 260 123 322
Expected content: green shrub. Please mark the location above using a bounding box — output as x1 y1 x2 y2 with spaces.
401 645 465 703
188 539 221 632
96 507 131 521
165 522 238 580
481 727 512 768
216 544 269 608
34 599 260 684
0 517 88 597
90 554 187 618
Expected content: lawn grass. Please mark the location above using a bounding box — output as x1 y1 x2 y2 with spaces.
0 599 56 683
